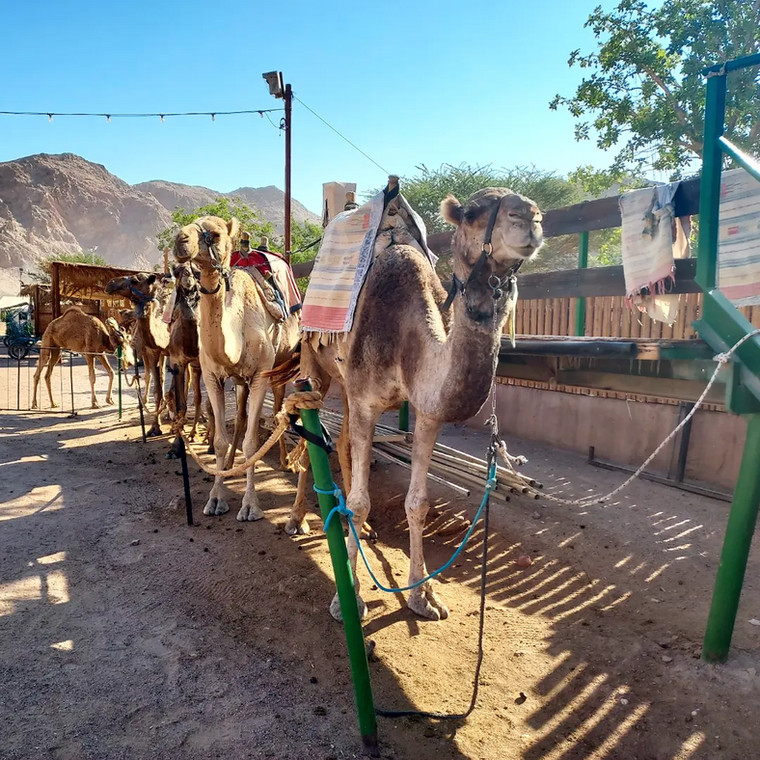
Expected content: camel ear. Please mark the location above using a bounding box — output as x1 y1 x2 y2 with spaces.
440 194 464 227
147 274 157 285
227 217 241 240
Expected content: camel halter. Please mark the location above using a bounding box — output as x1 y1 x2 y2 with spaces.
130 284 156 318
442 195 524 317
195 222 231 294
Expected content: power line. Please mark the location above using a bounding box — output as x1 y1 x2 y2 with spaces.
294 96 390 175
0 108 283 122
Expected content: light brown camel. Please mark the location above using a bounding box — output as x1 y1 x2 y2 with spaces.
173 215 301 521
288 187 543 621
31 306 134 409
105 272 173 436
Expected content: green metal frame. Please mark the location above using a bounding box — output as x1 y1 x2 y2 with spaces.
695 54 760 662
575 231 589 336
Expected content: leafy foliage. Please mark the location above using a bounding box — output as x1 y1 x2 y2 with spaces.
550 0 760 177
379 163 586 274
156 197 275 252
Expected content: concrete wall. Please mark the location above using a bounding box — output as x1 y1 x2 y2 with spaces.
477 384 746 492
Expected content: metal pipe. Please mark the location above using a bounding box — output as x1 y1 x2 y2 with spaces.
117 346 122 419
703 414 760 661
293 378 378 755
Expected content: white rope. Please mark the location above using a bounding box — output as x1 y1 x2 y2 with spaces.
540 329 760 508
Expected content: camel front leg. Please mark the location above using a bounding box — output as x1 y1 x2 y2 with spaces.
203 373 230 516
285 462 311 535
329 401 381 622
98 354 115 405
147 355 164 437
188 362 202 440
31 350 50 409
237 375 269 522
44 348 61 408
86 356 99 408
405 413 448 620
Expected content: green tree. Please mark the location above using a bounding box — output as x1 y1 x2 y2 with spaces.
550 0 760 178
156 196 275 252
385 163 585 274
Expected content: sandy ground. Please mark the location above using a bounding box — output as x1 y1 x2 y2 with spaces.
2 352 760 759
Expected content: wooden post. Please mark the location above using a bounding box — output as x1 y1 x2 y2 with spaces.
51 262 61 319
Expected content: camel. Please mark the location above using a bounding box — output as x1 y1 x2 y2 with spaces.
105 272 173 436
163 261 205 440
31 306 134 409
173 215 301 521
288 187 543 621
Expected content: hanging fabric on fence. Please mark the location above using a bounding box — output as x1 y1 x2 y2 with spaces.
717 168 760 307
619 183 691 325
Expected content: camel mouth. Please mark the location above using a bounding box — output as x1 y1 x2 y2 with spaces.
509 244 540 259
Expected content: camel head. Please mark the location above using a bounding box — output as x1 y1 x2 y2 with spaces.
105 272 171 318
104 317 136 366
441 187 543 269
172 261 202 315
173 215 241 272
440 188 543 323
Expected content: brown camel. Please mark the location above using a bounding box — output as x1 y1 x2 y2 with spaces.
163 261 205 440
173 215 301 521
105 272 173 436
289 187 543 621
32 306 134 409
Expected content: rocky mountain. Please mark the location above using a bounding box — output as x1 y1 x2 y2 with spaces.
0 153 319 279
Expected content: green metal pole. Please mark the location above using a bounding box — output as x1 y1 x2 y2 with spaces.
117 346 123 419
575 231 589 336
293 378 379 755
695 72 727 292
703 414 760 662
398 401 410 432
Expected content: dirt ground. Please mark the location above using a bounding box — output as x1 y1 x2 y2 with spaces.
2 354 760 760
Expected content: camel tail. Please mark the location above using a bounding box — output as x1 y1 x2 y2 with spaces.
263 345 301 387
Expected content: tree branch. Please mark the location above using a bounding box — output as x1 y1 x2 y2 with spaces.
640 64 690 129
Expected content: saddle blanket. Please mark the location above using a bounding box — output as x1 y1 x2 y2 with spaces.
300 189 435 334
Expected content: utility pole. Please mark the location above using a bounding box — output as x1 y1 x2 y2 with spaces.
263 71 293 265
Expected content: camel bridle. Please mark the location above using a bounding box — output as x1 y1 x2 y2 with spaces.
442 195 525 318
195 222 231 294
129 282 156 318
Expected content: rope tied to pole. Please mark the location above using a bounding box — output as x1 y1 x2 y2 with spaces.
179 389 324 478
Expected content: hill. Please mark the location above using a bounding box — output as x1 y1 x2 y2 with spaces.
0 153 319 275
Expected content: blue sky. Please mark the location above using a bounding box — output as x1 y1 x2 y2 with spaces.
1 0 626 216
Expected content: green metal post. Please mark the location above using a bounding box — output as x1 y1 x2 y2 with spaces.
398 401 410 432
695 72 727 292
703 414 760 662
575 231 589 336
117 346 122 419
294 379 379 755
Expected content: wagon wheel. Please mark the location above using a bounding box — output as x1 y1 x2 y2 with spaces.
9 342 30 361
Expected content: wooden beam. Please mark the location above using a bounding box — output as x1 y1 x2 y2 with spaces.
517 258 700 300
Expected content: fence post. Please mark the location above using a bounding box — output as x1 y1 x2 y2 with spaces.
117 346 123 419
575 231 589 336
293 378 379 756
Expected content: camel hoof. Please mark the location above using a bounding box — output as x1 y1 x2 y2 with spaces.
147 425 162 437
31 403 38 410
285 516 310 536
407 585 449 621
91 403 100 409
51 402 59 409
203 498 229 516
106 398 115 406
329 591 367 623
237 504 264 522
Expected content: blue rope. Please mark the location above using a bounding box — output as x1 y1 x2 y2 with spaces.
313 461 498 593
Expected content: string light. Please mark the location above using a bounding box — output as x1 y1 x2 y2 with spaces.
160 114 164 123
0 108 282 120
106 115 111 123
